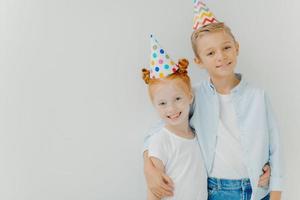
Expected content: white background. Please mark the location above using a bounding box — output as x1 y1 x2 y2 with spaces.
0 0 299 199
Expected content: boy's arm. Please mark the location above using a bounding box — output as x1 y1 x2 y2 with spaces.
265 92 284 192
143 123 174 198
143 151 174 199
147 188 160 200
146 156 167 200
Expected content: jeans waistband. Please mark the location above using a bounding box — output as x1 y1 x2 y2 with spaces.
208 177 251 190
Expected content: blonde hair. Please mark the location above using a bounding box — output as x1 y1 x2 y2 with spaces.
141 58 192 101
191 22 237 59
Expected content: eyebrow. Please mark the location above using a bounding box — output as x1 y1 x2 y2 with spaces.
202 41 233 52
223 41 233 45
157 99 166 102
203 47 214 52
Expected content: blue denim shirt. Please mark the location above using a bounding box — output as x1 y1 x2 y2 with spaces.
143 74 283 200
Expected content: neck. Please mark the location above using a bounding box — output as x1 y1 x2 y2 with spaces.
210 73 240 94
165 121 193 138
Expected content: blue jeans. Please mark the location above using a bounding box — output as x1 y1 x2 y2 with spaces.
208 177 270 200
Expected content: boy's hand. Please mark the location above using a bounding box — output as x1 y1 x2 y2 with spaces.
144 151 174 198
258 164 271 187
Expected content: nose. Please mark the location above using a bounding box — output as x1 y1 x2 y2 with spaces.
216 50 227 62
166 102 176 113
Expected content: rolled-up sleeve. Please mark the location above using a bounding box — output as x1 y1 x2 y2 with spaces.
265 92 284 191
142 121 164 154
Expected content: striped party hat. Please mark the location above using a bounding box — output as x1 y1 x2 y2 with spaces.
149 35 178 79
193 0 218 30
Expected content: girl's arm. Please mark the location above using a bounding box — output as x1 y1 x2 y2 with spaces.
270 191 281 200
144 151 174 199
258 164 271 187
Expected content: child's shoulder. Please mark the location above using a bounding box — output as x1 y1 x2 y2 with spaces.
243 81 267 96
148 128 174 152
149 128 170 143
192 82 203 89
240 81 271 104
192 80 209 95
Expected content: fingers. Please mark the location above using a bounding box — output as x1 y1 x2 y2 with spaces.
263 165 268 172
258 171 270 187
260 165 271 179
162 174 174 188
159 175 174 196
259 175 269 182
258 175 269 185
150 175 174 198
148 189 161 200
160 187 173 197
159 183 173 194
153 190 162 199
260 172 269 180
263 165 271 174
258 179 269 187
151 186 173 198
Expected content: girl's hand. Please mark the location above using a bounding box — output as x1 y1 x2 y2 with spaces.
258 164 271 187
270 191 281 200
144 151 174 198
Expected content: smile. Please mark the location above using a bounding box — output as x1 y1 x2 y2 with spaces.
216 61 232 68
167 112 182 120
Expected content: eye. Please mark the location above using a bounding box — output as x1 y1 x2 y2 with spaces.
158 102 166 106
207 51 214 56
175 97 182 101
224 46 232 50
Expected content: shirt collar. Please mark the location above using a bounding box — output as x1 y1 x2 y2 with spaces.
207 73 247 95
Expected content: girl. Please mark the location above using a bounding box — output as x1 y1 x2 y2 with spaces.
141 35 207 200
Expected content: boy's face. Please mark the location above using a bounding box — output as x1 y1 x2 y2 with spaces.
194 31 239 79
151 79 193 127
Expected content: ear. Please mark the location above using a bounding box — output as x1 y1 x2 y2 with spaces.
194 56 201 64
194 57 204 69
235 42 240 55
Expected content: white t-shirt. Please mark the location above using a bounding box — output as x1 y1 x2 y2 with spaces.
210 93 248 179
148 127 207 200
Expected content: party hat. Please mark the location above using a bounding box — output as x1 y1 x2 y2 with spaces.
193 0 218 30
149 35 178 79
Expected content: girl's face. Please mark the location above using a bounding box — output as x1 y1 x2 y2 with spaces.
151 79 193 128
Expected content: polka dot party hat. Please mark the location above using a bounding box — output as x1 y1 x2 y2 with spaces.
193 0 218 30
149 34 178 79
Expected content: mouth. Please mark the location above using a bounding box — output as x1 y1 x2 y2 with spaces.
167 112 182 120
216 61 232 68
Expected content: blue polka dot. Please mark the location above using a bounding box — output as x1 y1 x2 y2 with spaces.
155 66 160 72
164 64 169 69
160 49 164 54
152 53 157 58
